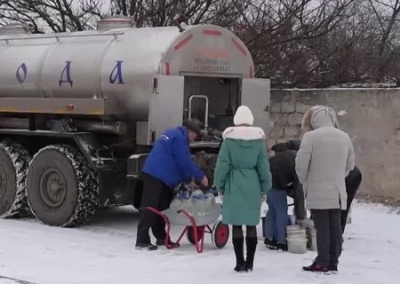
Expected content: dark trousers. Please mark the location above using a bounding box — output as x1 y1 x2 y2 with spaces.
136 173 174 244
311 209 342 266
293 184 306 220
287 182 306 221
341 186 358 233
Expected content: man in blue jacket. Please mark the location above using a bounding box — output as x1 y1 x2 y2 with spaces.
136 119 209 250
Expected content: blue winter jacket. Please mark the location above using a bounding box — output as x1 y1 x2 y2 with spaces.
142 126 205 189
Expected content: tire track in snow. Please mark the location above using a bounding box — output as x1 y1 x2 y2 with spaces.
0 275 39 284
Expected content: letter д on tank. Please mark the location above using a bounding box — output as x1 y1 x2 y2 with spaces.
16 63 28 84
59 61 73 87
109 61 125 85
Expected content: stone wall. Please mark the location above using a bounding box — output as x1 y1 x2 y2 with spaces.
269 88 400 200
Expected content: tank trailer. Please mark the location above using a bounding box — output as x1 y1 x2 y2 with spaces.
0 16 271 227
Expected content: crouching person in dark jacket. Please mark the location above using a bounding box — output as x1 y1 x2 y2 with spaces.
273 139 362 234
264 147 306 251
135 119 208 251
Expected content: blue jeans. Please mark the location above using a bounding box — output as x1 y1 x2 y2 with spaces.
264 188 288 244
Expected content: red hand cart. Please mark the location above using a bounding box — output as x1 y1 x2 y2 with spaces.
143 203 229 253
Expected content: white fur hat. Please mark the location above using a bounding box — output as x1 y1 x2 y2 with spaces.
234 105 254 126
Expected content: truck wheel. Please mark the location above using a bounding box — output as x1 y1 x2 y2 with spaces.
0 141 31 218
26 145 99 227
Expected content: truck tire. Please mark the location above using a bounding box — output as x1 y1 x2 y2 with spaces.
0 141 31 218
26 145 99 227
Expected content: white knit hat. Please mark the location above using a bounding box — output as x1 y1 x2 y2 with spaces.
233 105 254 126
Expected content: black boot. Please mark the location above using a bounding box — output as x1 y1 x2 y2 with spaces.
245 237 258 271
135 242 158 251
264 238 277 249
265 238 279 250
156 238 180 248
232 237 247 272
276 242 288 251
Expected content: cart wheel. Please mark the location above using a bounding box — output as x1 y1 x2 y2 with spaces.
211 221 229 249
186 226 204 245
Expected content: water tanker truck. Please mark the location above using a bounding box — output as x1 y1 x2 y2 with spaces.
0 16 271 227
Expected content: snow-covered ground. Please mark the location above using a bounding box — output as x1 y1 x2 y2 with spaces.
0 201 399 284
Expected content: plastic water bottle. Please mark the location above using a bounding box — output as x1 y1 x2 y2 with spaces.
190 195 201 216
169 192 182 211
190 190 204 216
201 195 210 214
191 189 204 199
204 192 216 212
179 193 193 214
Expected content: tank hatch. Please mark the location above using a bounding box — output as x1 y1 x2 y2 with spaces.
97 15 136 31
0 23 32 36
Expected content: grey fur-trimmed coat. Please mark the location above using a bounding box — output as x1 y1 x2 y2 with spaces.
295 107 355 210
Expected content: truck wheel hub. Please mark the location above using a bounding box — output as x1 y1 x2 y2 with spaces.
39 169 67 207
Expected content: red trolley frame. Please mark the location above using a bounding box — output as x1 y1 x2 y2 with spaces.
144 206 229 253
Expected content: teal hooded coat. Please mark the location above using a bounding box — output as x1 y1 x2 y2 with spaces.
214 126 272 226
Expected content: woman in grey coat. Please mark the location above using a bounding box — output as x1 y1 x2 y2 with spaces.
295 106 355 273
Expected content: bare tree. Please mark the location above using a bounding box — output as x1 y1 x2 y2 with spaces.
365 0 400 81
109 0 242 27
0 0 106 32
0 0 242 31
230 0 359 87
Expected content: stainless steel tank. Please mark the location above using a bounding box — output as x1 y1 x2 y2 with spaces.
0 18 255 120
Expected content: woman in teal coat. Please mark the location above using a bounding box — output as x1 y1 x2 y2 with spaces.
214 105 272 273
